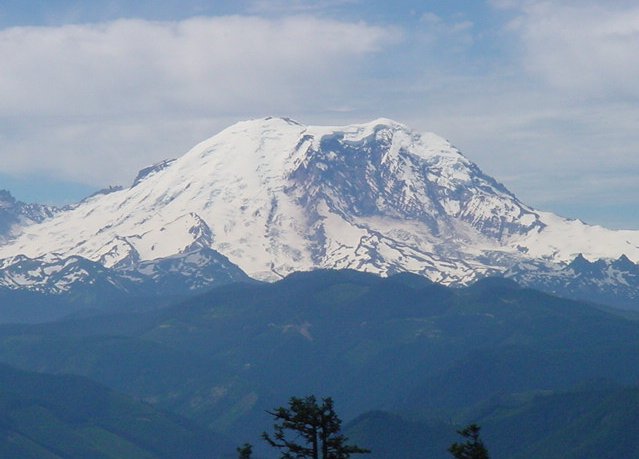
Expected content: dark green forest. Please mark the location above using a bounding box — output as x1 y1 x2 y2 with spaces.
1 270 638 458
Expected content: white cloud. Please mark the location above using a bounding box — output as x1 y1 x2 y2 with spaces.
0 15 399 184
418 11 474 47
0 16 396 116
247 0 360 14
392 0 639 228
1 4 638 228
503 1 639 98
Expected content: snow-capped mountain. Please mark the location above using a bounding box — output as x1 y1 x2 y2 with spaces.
1 117 638 303
507 254 639 309
0 190 58 243
0 254 133 294
0 246 250 296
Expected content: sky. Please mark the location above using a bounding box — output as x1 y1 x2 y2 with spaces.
0 0 638 229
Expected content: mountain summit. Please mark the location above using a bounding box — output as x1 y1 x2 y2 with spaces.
1 117 638 294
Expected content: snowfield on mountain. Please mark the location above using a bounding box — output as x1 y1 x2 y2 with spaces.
1 117 638 296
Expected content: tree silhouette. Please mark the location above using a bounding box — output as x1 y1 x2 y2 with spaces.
237 442 252 459
448 423 489 459
262 395 370 459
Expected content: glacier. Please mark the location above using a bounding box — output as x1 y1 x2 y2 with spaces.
0 117 638 300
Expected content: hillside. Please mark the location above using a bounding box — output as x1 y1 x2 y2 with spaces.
0 363 234 458
0 270 637 456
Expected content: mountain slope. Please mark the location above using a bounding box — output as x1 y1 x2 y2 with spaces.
345 385 639 459
479 386 639 459
1 117 638 292
0 363 235 458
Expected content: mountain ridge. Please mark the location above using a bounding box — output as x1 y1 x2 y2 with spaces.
0 190 58 243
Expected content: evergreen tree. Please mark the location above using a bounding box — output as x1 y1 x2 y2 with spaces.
448 423 489 459
262 395 370 459
237 443 252 459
